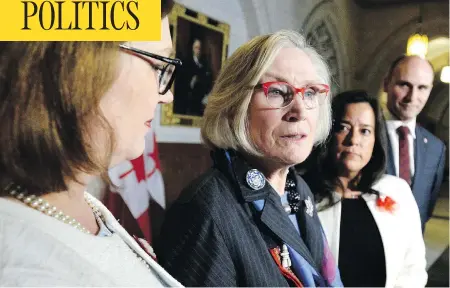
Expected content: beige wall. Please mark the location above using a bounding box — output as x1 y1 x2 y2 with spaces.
353 2 449 94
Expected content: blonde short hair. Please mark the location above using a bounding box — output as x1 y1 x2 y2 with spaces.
201 30 332 156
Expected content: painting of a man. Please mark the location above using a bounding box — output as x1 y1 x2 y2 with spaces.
162 4 229 126
181 38 213 116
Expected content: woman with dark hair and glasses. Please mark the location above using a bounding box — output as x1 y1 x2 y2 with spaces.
155 30 343 287
303 90 426 287
0 0 183 286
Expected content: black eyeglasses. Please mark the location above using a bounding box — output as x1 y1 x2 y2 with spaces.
119 44 182 95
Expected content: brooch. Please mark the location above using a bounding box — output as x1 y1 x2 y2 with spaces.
246 169 266 190
376 195 396 213
305 196 314 217
280 244 292 268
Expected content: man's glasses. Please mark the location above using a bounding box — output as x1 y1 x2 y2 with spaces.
119 44 183 95
255 81 330 109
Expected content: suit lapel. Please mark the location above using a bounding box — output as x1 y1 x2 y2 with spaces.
214 150 320 271
260 192 319 270
412 127 427 193
294 175 324 270
317 198 341 263
362 193 399 288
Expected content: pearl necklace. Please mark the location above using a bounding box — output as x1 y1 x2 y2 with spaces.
7 184 154 272
8 184 101 235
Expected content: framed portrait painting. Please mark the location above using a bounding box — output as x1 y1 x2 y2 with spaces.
160 3 230 128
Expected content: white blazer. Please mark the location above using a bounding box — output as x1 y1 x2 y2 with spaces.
317 174 427 288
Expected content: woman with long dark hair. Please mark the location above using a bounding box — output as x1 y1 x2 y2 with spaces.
304 90 426 287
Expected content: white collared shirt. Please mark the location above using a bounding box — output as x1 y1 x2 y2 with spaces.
384 109 416 177
193 56 202 67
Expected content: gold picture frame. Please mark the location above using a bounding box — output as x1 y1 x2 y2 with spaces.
161 3 230 127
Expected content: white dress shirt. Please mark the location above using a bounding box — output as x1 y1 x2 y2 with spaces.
193 55 202 67
384 109 416 177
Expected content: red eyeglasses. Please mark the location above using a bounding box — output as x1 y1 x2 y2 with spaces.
255 81 330 109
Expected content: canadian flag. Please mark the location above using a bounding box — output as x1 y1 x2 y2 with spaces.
104 128 165 243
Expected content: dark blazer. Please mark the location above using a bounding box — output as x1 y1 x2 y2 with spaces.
155 150 329 287
386 124 446 229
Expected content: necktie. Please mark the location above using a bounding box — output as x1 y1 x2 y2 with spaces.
397 126 411 185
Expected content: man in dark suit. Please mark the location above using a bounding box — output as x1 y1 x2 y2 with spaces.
383 55 446 231
174 38 212 116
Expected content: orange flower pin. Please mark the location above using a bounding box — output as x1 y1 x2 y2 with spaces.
376 195 396 213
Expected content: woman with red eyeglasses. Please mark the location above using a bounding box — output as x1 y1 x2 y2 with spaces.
0 0 184 286
155 30 342 287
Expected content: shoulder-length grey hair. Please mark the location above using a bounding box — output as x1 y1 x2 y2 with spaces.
201 30 332 156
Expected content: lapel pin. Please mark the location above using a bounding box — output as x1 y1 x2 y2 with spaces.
424 138 428 144
280 244 292 268
305 196 314 217
246 169 266 190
